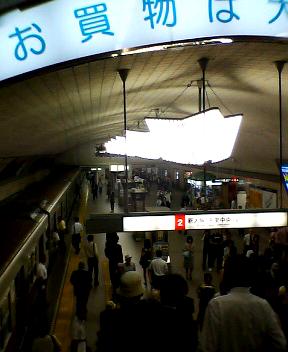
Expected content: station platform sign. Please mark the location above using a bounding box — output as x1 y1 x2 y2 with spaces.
123 211 287 232
86 209 287 234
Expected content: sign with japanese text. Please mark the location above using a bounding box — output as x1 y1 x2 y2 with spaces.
123 211 287 231
184 212 287 230
1 0 288 81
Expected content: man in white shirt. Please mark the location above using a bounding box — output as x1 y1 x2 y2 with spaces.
201 255 286 352
71 216 83 254
149 249 168 289
83 234 99 287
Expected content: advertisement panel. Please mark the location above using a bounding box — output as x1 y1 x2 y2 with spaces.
1 0 288 81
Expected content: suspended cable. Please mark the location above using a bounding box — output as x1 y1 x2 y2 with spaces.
162 84 190 114
207 82 233 115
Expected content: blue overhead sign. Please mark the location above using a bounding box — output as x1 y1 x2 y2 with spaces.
1 0 288 81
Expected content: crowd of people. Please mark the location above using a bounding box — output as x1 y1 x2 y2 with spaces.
95 250 287 352
31 178 288 352
65 224 288 352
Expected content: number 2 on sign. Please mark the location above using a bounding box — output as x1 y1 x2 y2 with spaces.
175 214 185 230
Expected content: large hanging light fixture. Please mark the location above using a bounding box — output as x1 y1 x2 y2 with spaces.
105 107 242 165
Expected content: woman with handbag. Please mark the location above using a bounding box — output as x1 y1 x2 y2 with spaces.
183 236 194 280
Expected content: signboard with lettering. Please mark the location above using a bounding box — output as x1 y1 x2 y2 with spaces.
123 211 287 231
1 0 288 81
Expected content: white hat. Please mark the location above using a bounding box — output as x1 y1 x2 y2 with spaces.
117 271 144 298
246 249 254 258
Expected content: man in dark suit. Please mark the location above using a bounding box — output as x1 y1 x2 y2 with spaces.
70 261 92 316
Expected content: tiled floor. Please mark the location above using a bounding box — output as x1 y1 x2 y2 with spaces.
54 180 271 351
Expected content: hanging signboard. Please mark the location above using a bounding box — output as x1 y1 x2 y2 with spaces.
123 211 287 231
1 0 288 81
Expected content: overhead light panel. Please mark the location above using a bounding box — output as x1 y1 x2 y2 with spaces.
105 108 242 165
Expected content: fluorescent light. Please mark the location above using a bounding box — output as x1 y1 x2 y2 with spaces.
120 38 233 57
110 164 129 172
121 45 165 56
110 165 118 172
105 108 242 165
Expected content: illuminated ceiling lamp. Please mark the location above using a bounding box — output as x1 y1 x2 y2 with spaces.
105 108 242 165
105 63 243 166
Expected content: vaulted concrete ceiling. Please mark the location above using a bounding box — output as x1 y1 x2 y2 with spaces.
1 39 287 177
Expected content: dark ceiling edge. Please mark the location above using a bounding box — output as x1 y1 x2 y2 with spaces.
1 35 288 88
0 0 51 14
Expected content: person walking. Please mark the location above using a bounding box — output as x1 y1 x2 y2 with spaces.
183 236 194 280
201 255 286 352
70 261 92 316
71 310 87 352
92 182 98 200
165 190 172 208
83 234 99 287
139 238 153 286
104 232 123 293
71 216 83 255
197 272 215 330
149 249 168 289
110 191 115 212
56 216 66 253
98 178 103 195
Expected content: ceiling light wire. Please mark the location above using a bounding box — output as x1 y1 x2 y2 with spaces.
207 82 233 115
162 84 190 115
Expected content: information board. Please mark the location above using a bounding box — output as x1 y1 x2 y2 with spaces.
123 211 287 232
1 0 288 81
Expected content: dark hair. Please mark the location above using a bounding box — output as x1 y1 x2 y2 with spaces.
155 249 162 257
74 216 80 222
204 272 212 284
106 232 119 244
87 234 93 242
186 236 193 243
160 274 188 306
39 254 46 264
223 255 253 289
144 238 151 249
